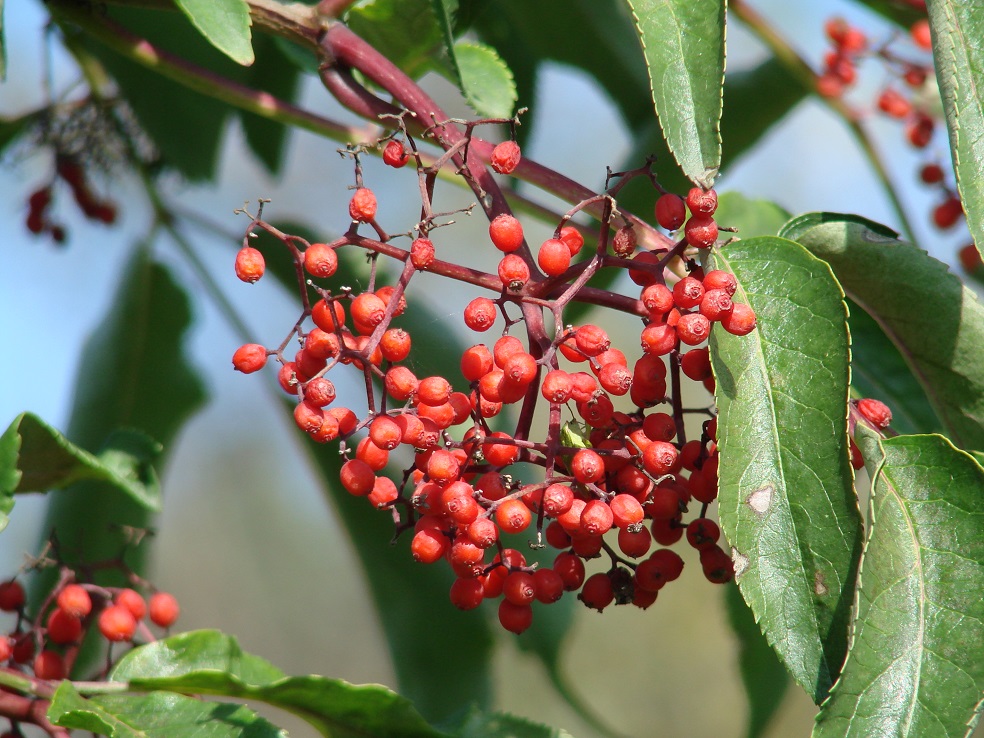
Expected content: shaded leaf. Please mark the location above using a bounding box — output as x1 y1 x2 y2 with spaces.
853 0 927 29
925 1 984 263
175 0 254 66
0 112 34 157
0 413 161 529
713 191 790 240
624 0 726 187
709 237 862 703
782 212 984 451
725 583 790 738
454 41 516 118
0 0 5 80
813 430 984 738
345 0 443 79
445 705 573 738
847 299 942 436
50 680 286 738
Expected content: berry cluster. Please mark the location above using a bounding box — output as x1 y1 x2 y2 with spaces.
231 125 758 634
0 558 179 693
24 156 117 245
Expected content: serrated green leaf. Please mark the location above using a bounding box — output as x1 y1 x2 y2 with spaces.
256 224 496 721
345 0 443 78
709 237 862 704
445 705 573 738
0 414 162 528
813 430 984 738
175 0 254 66
111 631 444 738
847 299 942 436
50 680 287 738
624 0 725 187
454 42 516 118
783 213 984 451
925 1 984 263
725 583 790 738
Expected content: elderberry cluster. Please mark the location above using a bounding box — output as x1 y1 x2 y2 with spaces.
231 133 758 634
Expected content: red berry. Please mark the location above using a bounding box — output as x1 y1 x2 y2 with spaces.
411 528 448 564
503 571 537 606
116 588 146 620
681 348 713 381
906 114 935 148
235 247 265 283
304 243 339 279
382 140 410 168
911 19 932 50
464 297 497 332
0 637 11 662
655 194 687 230
541 369 573 403
673 277 705 309
449 578 484 610
99 605 137 642
877 88 911 119
720 303 757 336
348 187 377 222
490 140 521 174
578 572 615 612
857 398 893 429
580 499 614 536
350 292 387 331
538 238 572 276
686 187 718 216
533 568 564 604
919 163 944 184
56 584 92 619
686 518 721 550
498 600 533 634
559 226 584 255
684 215 718 248
0 580 25 611
340 459 376 496
677 313 711 345
380 328 412 362
33 650 66 680
700 545 734 583
410 238 435 269
643 441 679 477
489 214 524 253
495 498 532 534
699 289 734 321
46 608 83 644
232 344 268 374
959 244 983 273
498 254 530 290
933 196 964 229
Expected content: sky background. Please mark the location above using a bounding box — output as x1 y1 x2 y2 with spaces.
1 2 980 737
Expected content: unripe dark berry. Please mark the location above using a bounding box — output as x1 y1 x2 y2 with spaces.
490 140 521 174
235 247 265 283
611 226 637 257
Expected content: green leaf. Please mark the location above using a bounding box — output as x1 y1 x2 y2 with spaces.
50 680 286 737
257 224 496 722
847 300 942 437
813 430 984 738
345 0 443 79
709 237 863 703
0 413 161 528
174 0 254 66
0 112 36 157
445 705 573 738
34 247 205 663
725 583 790 738
925 1 984 263
713 192 790 240
453 41 516 118
111 631 444 738
0 0 7 83
782 212 984 451
624 0 726 187
853 0 927 29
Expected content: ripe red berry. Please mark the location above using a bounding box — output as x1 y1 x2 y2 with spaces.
382 139 410 168
641 323 677 356
906 114 934 148
655 194 687 230
411 528 448 564
578 572 615 612
56 584 92 619
933 196 964 229
877 88 911 119
720 303 757 336
232 344 268 374
46 607 83 644
684 215 718 248
686 518 721 550
700 545 735 584
680 348 713 381
495 498 532 534
643 441 679 477
33 650 66 681
503 571 537 606
686 187 718 216
99 605 137 642
498 600 533 634
380 328 411 362
410 238 435 269
498 254 530 291
340 459 376 496
116 588 146 620
489 214 524 253
0 636 11 662
541 369 573 403
959 244 983 273
303 243 338 279
641 283 675 316
449 578 485 610
911 19 932 50
0 580 25 611
677 313 711 345
857 398 893 429
559 226 584 255
348 187 377 222
350 292 387 331
673 277 705 309
490 140 521 174
464 297 497 332
919 163 944 184
538 238 572 276
699 289 734 321
235 247 265 283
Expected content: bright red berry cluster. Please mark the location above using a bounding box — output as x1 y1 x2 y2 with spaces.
230 122 764 634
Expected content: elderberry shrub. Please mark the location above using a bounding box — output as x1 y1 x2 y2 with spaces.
227 121 841 636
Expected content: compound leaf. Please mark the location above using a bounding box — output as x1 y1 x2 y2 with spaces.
925 1 984 263
813 430 984 738
783 212 984 451
624 0 726 187
710 237 862 704
174 0 254 66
